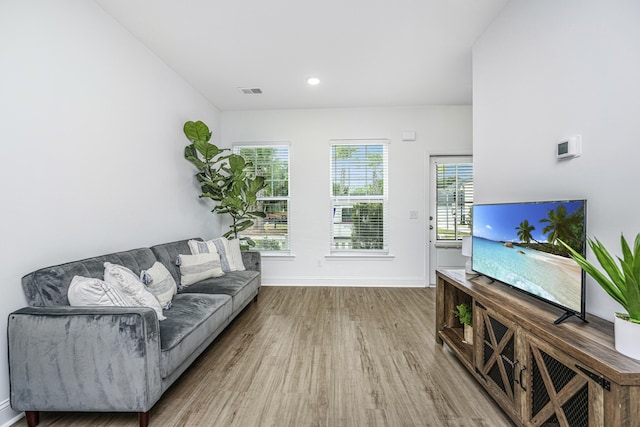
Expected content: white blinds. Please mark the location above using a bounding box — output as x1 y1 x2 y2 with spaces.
330 141 388 252
234 145 290 251
435 161 473 240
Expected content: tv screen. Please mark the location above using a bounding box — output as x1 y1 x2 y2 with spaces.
472 200 586 323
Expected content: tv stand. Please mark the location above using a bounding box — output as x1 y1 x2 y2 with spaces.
436 268 640 427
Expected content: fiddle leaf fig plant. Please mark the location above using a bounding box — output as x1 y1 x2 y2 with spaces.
183 120 266 248
560 234 640 323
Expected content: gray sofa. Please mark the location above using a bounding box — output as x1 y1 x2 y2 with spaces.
7 238 261 427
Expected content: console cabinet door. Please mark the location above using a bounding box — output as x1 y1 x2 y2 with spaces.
522 335 605 427
474 302 520 421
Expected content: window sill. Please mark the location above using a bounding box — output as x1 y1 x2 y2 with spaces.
325 253 395 261
259 252 296 260
434 241 462 249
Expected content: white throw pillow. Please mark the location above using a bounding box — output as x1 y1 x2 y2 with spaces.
188 239 216 256
177 252 224 286
68 275 132 307
208 237 245 272
141 262 177 309
225 238 245 271
103 262 166 321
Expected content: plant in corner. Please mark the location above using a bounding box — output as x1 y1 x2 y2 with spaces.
560 234 640 360
453 302 474 344
183 120 266 249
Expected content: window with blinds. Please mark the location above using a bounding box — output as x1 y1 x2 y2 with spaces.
330 141 388 253
233 144 289 251
435 160 473 241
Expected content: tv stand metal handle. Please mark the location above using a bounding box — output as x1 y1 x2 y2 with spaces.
518 365 527 391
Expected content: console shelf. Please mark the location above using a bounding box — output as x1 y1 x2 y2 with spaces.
438 327 473 369
436 268 640 427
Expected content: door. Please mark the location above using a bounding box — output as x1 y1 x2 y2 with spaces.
523 335 605 427
474 301 521 421
428 155 473 284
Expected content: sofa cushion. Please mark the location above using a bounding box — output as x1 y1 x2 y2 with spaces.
177 270 260 312
22 247 157 307
159 293 231 378
241 251 261 273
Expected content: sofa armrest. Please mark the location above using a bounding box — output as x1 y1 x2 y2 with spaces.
242 251 261 273
8 306 162 413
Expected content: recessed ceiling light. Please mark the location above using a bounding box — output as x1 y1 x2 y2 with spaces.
307 77 320 86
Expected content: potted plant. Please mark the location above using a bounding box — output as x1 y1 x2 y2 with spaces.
183 120 266 249
453 302 473 344
560 234 640 360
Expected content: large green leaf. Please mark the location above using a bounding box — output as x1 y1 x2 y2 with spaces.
249 176 266 193
228 154 246 173
183 121 211 143
240 236 256 249
234 219 254 233
194 140 219 162
221 195 244 211
184 145 206 170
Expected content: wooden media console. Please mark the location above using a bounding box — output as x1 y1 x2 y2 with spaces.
436 269 640 427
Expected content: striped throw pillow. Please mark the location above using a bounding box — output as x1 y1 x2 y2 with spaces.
141 262 177 309
177 252 224 286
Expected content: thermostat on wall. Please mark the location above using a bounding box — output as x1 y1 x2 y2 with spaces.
556 135 582 159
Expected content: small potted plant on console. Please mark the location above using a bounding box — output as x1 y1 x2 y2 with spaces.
453 302 473 345
560 234 640 360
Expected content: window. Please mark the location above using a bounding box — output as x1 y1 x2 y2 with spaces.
233 144 289 252
330 140 388 253
435 159 473 241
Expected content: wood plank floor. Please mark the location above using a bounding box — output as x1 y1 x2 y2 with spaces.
11 286 513 427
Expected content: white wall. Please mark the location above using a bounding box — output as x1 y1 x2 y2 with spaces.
221 107 471 286
0 1 220 424
473 0 640 321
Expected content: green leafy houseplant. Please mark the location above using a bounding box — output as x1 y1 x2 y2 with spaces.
183 120 266 248
453 303 473 326
560 234 640 323
453 302 473 344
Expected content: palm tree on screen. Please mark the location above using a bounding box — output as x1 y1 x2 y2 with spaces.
540 204 581 246
516 220 536 244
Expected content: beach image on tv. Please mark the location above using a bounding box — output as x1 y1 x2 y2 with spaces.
472 200 585 313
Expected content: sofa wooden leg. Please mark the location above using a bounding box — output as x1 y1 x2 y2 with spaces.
138 411 149 427
25 411 39 427
254 293 259 303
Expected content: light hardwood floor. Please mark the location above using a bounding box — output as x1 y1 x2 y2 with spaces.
12 286 513 426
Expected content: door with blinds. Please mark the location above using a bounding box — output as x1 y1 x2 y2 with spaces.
428 156 473 284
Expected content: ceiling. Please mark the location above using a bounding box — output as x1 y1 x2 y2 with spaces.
95 0 509 111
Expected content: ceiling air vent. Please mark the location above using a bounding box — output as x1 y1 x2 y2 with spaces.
238 87 263 95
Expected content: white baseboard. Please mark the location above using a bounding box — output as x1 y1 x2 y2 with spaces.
0 398 23 427
262 276 428 287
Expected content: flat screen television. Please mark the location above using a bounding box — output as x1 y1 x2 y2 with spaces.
471 199 587 324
